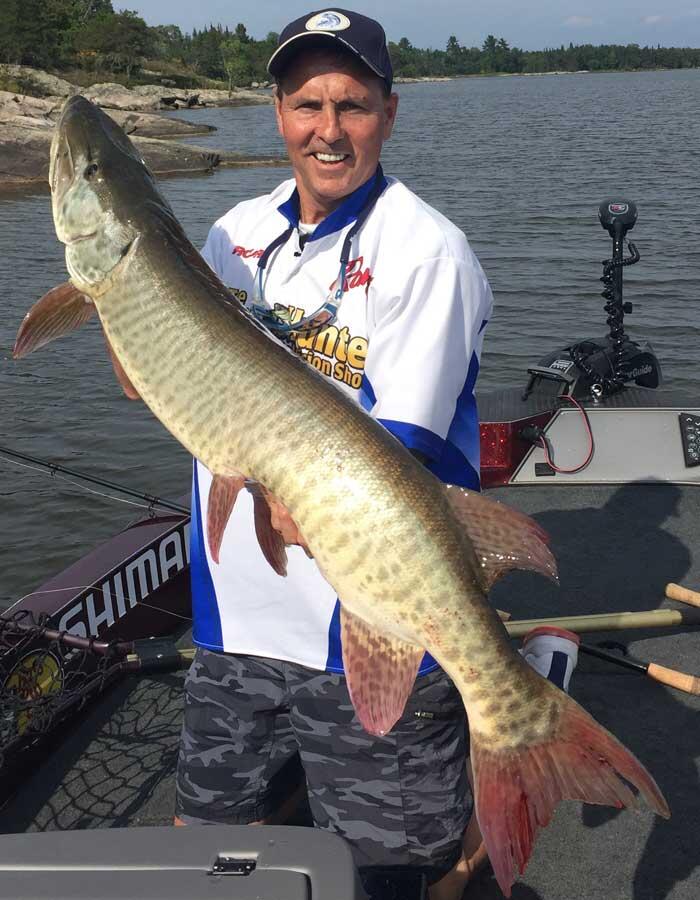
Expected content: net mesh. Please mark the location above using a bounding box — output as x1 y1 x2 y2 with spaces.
0 611 123 767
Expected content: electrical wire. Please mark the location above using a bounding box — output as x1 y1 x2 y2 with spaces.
538 394 595 474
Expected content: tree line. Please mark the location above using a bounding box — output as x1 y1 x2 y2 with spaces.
1 1 699 87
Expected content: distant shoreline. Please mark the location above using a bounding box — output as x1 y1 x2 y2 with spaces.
397 66 697 82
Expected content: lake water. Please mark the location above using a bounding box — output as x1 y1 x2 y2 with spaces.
1 69 699 607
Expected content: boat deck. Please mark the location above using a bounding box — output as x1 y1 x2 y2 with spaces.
1 482 699 899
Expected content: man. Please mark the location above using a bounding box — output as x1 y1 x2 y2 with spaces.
175 9 495 898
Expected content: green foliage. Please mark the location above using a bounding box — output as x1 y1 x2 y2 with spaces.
0 5 698 89
73 9 154 77
221 36 252 92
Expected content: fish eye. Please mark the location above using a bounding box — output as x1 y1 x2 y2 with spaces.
84 163 99 179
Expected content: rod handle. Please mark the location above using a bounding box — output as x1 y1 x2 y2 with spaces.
647 662 700 696
665 583 700 608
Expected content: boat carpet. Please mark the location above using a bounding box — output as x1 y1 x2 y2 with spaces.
1 482 698 900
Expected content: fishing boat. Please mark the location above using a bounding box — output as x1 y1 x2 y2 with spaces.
1 200 698 899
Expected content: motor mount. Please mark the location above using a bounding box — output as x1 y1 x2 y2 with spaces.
523 198 662 401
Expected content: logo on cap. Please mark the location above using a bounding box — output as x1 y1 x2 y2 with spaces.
305 11 351 31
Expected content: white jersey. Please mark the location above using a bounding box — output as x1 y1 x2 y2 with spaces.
190 170 493 673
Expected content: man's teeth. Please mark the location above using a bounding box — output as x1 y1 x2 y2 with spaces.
314 152 347 162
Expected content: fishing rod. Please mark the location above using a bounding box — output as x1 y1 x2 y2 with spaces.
0 444 189 515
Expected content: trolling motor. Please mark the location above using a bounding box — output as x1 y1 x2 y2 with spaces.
523 199 662 401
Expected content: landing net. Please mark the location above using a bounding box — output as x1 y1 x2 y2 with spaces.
0 610 123 767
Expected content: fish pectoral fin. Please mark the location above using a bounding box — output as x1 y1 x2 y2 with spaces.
340 606 423 736
444 484 558 592
13 281 95 359
103 334 140 400
246 483 289 577
207 473 246 564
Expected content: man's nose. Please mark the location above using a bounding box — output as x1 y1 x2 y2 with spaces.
316 107 343 144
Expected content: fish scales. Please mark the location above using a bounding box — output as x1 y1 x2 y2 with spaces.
93 225 527 723
15 95 668 898
96 229 561 746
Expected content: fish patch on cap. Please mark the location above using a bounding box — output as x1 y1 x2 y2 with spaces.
305 11 351 31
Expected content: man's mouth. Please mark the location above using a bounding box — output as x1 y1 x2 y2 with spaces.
312 152 350 163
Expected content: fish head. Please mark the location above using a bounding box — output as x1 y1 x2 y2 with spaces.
50 95 168 291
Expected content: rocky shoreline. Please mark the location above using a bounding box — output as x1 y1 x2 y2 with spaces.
0 66 285 191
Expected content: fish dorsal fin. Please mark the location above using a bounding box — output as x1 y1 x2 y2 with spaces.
247 483 288 577
207 474 246 563
103 334 140 400
13 281 95 359
340 606 423 736
444 484 558 593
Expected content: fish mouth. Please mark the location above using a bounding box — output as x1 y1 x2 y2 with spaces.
66 231 97 244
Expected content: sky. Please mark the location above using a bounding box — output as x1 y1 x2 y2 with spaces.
124 0 700 50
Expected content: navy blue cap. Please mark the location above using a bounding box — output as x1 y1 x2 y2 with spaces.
267 9 393 89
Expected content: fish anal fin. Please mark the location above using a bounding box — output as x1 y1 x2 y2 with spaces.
103 334 140 400
470 690 669 897
340 606 423 736
444 484 558 592
247 483 289 577
13 281 95 359
207 474 245 564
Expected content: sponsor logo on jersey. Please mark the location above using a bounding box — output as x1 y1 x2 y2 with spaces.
232 245 264 259
229 287 248 304
277 256 373 390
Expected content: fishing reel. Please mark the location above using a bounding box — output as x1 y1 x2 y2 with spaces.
523 199 662 402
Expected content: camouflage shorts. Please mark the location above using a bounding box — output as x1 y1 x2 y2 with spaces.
175 648 472 880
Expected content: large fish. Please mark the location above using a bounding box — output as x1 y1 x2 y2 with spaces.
14 96 669 895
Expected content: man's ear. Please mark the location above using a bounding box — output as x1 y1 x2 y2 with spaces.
274 87 285 138
383 92 399 140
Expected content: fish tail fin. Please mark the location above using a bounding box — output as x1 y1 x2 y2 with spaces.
470 688 669 897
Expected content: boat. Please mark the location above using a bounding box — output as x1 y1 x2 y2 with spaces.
0 200 698 899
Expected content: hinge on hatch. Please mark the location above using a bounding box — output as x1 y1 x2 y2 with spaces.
210 856 257 876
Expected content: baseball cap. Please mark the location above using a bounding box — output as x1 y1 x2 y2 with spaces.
267 9 393 89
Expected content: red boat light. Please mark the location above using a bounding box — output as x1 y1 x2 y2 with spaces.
479 413 553 488
480 422 512 469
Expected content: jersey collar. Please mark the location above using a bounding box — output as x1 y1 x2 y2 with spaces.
277 165 388 243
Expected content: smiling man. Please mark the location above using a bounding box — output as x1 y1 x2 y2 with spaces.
175 9 494 899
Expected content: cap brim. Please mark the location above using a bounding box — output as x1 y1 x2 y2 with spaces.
267 31 386 82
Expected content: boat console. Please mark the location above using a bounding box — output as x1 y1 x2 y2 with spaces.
479 200 699 487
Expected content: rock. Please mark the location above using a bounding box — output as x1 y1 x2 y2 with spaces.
0 92 214 139
0 124 54 183
0 91 61 121
0 124 226 187
194 88 273 107
84 83 161 111
0 65 77 98
105 109 216 138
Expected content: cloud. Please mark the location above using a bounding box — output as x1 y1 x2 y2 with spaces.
564 15 593 26
641 14 665 24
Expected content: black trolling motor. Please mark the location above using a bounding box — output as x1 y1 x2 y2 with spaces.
522 199 662 401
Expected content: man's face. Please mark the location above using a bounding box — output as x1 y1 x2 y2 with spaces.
275 50 398 223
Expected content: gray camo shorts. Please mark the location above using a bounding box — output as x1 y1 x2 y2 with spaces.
175 648 472 882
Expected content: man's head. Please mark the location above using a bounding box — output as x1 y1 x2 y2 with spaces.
268 9 398 224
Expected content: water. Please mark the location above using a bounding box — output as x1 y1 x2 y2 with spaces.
1 69 699 607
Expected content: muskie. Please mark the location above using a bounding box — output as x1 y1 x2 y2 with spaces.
14 96 669 895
